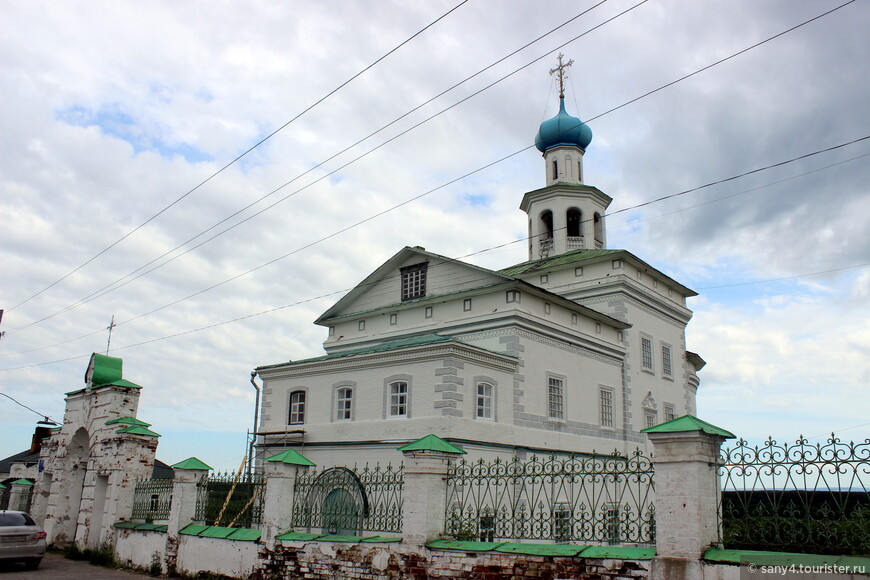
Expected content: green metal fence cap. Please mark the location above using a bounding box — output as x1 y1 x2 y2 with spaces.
134 523 165 532
0 483 6 489
704 548 870 569
10 479 34 486
361 536 402 543
427 539 504 552
641 414 735 438
318 534 365 543
579 546 656 560
397 434 466 454
113 521 139 529
171 457 212 470
116 425 161 437
179 524 211 536
200 526 236 539
265 449 315 466
275 531 322 541
495 543 586 557
106 416 152 427
227 528 262 542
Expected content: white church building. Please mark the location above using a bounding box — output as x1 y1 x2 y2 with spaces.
254 67 703 466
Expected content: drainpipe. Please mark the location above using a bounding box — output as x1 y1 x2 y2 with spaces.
249 371 260 477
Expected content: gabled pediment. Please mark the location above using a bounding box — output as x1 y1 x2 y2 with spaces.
315 246 511 324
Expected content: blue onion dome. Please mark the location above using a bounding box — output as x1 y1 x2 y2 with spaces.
534 97 593 152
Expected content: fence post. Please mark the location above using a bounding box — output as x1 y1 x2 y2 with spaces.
643 416 735 580
165 458 211 574
8 479 34 512
260 450 315 544
398 434 466 545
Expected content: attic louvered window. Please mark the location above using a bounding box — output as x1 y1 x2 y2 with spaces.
400 262 428 301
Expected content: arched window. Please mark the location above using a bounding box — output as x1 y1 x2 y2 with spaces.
540 210 554 256
289 390 306 425
594 212 604 248
566 208 582 237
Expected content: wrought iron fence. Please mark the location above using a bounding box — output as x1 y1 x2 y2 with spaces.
445 451 655 545
131 478 173 521
195 472 265 527
292 463 404 534
0 487 9 510
719 435 870 555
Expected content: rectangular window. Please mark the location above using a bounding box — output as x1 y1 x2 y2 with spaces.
645 411 657 429
595 322 601 334
463 298 472 312
664 403 676 422
662 344 673 377
540 274 548 284
358 320 366 331
606 503 621 544
544 302 551 315
425 306 433 319
289 391 306 425
612 259 623 269
575 266 583 277
600 389 613 427
389 381 408 417
336 388 353 421
328 326 335 336
506 289 521 303
548 376 564 420
571 313 578 325
476 383 493 419
479 514 495 542
389 313 397 325
400 262 428 301
641 336 653 371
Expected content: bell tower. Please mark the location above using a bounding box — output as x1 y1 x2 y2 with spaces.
522 54 611 261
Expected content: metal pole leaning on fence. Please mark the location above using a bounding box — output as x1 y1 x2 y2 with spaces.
642 415 735 580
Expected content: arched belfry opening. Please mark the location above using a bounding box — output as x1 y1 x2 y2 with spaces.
540 210 554 256
567 208 583 249
594 212 604 249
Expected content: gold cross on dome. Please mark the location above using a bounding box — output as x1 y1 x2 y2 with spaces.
549 53 574 98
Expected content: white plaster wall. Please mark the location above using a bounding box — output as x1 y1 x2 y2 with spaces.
176 535 259 579
114 529 166 572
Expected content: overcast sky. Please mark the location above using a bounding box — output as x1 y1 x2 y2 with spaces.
2 0 868 470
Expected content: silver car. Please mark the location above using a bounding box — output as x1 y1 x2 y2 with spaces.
0 510 46 570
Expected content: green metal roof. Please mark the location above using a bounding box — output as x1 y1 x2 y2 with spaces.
266 449 316 466
199 526 236 539
360 536 402 543
94 378 143 390
171 457 212 470
88 353 123 385
116 425 161 437
397 434 466 454
318 534 366 543
106 416 151 427
641 414 735 438
499 249 623 276
259 334 508 371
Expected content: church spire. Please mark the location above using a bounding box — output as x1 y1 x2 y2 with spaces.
521 55 610 261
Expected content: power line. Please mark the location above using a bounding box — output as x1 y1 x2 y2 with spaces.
4 0 618 334
0 391 58 424
5 0 471 313
697 262 870 290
